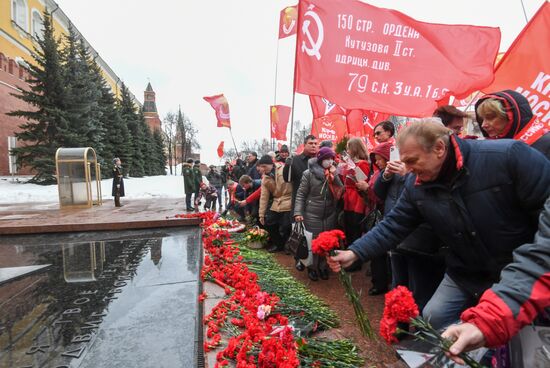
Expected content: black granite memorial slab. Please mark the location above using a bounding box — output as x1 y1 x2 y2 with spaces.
0 228 201 368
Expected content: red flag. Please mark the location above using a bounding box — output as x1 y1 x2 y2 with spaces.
309 95 347 118
482 2 550 124
203 94 231 128
270 105 291 140
311 114 347 143
295 144 304 155
345 109 365 137
217 141 224 158
295 0 500 117
279 5 298 39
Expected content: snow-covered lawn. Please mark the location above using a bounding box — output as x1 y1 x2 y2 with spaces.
0 175 187 204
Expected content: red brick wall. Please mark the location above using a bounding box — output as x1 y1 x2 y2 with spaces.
144 113 161 131
0 56 33 176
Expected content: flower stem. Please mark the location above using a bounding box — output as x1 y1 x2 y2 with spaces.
338 268 374 339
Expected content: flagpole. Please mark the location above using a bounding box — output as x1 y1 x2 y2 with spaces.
519 0 529 23
272 40 280 151
228 128 239 158
288 2 302 153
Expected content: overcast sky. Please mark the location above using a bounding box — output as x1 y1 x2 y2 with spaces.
54 0 545 165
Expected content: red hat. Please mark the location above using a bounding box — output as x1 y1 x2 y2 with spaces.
370 142 392 162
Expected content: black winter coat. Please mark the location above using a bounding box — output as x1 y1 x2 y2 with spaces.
374 171 441 256
207 170 223 188
283 153 313 209
112 166 125 197
350 136 550 297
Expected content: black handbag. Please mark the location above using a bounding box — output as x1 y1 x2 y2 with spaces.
286 222 309 259
362 207 383 232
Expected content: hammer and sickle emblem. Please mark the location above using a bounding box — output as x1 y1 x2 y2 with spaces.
301 6 324 61
322 98 335 115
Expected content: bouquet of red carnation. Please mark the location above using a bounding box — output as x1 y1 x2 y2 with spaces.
380 286 485 368
312 230 374 338
311 229 345 257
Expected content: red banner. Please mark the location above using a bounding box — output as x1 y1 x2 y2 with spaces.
270 105 291 140
482 2 550 124
309 95 347 118
311 114 347 143
345 109 365 137
279 5 298 39
217 141 224 158
295 0 500 117
203 94 231 128
345 109 388 149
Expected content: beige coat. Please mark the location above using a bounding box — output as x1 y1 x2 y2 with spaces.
259 163 293 218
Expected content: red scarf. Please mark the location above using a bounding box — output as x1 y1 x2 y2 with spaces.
325 169 343 200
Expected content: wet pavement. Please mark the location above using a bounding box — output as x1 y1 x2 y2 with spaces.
0 198 199 235
0 227 202 368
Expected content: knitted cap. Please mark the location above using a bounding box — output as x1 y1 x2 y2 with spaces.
257 154 274 165
317 147 335 162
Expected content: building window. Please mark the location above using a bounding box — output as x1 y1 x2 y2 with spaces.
12 0 29 32
31 10 44 39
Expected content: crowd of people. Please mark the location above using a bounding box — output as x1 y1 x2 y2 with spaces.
184 89 550 361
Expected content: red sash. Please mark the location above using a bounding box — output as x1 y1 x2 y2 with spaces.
514 117 550 146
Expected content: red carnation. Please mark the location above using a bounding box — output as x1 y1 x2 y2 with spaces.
311 229 346 257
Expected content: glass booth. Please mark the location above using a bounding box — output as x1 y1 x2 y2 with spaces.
56 147 102 208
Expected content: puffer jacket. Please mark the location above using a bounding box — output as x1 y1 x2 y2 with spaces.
294 158 343 237
475 89 550 159
349 135 550 297
461 196 550 347
259 163 292 218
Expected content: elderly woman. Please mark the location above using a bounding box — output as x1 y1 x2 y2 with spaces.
475 89 550 158
294 147 343 281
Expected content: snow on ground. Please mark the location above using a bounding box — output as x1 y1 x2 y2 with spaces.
0 175 188 204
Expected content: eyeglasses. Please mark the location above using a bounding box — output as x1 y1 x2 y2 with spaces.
374 131 383 136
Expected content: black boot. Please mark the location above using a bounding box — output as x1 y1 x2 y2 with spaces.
307 269 319 281
267 245 282 253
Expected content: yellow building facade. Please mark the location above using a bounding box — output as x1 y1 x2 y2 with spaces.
0 0 129 96
0 0 138 175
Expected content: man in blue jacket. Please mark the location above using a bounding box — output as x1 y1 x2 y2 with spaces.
328 119 550 329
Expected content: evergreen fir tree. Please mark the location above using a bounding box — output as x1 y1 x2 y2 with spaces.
61 27 104 150
88 59 132 178
119 83 145 177
152 128 167 175
137 109 155 176
7 12 68 184
77 39 105 151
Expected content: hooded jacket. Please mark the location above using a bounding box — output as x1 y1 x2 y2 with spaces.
349 136 550 297
475 89 550 158
294 158 343 237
